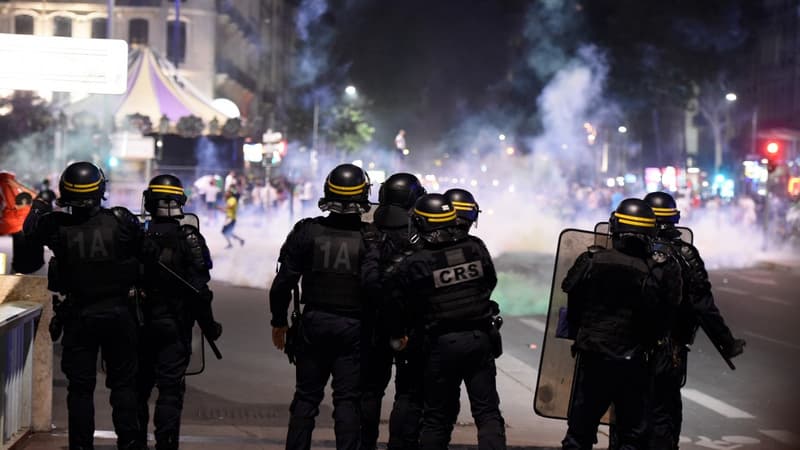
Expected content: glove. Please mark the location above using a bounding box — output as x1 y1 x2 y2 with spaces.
723 338 746 359
205 321 222 341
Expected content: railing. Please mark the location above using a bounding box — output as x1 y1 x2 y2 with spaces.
0 301 42 448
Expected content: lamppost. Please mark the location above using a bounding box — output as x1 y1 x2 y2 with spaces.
617 125 628 175
312 85 358 154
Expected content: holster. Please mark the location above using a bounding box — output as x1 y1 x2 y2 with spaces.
285 310 302 364
488 321 503 358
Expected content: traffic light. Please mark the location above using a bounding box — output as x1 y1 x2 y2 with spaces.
764 140 783 173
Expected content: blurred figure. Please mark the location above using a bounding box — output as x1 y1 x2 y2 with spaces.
202 177 221 223
221 188 244 248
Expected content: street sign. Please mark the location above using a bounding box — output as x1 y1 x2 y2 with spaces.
0 33 128 94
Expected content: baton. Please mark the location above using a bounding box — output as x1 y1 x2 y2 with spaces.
698 320 735 370
157 261 223 360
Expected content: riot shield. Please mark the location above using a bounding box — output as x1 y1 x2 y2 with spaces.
534 228 612 422
593 222 694 245
140 213 206 376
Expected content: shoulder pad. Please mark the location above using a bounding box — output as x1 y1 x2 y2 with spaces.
680 242 699 258
180 224 212 270
110 207 141 228
293 217 316 231
179 223 202 238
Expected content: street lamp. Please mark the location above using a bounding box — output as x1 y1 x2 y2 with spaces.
725 92 738 102
345 85 357 98
617 125 627 134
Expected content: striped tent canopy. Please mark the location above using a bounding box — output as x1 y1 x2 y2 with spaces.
67 46 233 132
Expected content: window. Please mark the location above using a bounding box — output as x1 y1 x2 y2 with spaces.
14 15 34 35
128 18 149 45
53 16 72 37
91 18 107 38
166 21 187 64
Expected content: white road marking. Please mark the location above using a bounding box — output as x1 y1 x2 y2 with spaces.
731 273 777 286
759 429 800 446
681 389 755 419
519 317 547 333
495 352 538 393
743 331 800 351
715 286 749 296
755 295 792 306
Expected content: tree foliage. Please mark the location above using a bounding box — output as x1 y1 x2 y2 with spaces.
329 104 375 154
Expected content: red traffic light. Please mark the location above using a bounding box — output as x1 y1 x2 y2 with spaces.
766 141 780 154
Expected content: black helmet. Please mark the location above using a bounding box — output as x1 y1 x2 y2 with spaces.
374 173 426 227
57 161 106 208
444 188 480 229
608 198 657 237
319 164 371 214
379 173 426 208
643 191 680 226
143 174 186 218
410 193 457 232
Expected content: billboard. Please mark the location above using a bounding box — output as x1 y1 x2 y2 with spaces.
0 33 127 94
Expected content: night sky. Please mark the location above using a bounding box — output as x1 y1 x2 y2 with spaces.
295 0 762 163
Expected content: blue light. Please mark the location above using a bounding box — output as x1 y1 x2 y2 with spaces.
108 156 119 168
714 174 725 183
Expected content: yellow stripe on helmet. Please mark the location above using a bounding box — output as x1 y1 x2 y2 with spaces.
451 201 477 210
414 208 457 222
617 218 656 227
614 212 656 225
327 180 367 196
62 178 102 193
651 206 678 216
149 184 184 194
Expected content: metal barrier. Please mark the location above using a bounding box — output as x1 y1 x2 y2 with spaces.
0 301 42 447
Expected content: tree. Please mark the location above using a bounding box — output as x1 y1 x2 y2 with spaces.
328 104 375 154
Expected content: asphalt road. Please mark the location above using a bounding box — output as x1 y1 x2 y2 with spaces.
15 261 800 449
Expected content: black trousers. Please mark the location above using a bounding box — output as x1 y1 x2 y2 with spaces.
287 310 361 450
60 302 139 450
136 316 192 450
360 324 394 450
649 346 686 450
388 345 425 450
419 330 506 450
562 352 649 450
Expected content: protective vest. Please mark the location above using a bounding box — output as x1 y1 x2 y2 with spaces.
146 222 187 301
301 222 363 310
572 248 657 358
57 209 138 300
424 240 491 326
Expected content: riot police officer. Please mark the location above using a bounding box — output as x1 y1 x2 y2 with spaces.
642 191 745 449
136 174 222 450
23 162 145 450
386 193 506 450
270 164 375 450
560 198 682 450
360 173 426 450
443 188 480 231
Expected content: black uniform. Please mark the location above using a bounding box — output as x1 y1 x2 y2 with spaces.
270 214 373 450
24 200 143 450
136 219 217 449
360 214 407 450
648 233 742 449
387 230 505 450
561 244 682 450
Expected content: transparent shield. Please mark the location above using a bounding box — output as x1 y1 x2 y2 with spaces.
534 228 612 422
593 222 694 245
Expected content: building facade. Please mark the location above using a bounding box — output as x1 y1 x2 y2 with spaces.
0 0 294 135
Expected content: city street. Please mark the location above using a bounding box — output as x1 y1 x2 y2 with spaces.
13 257 800 450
